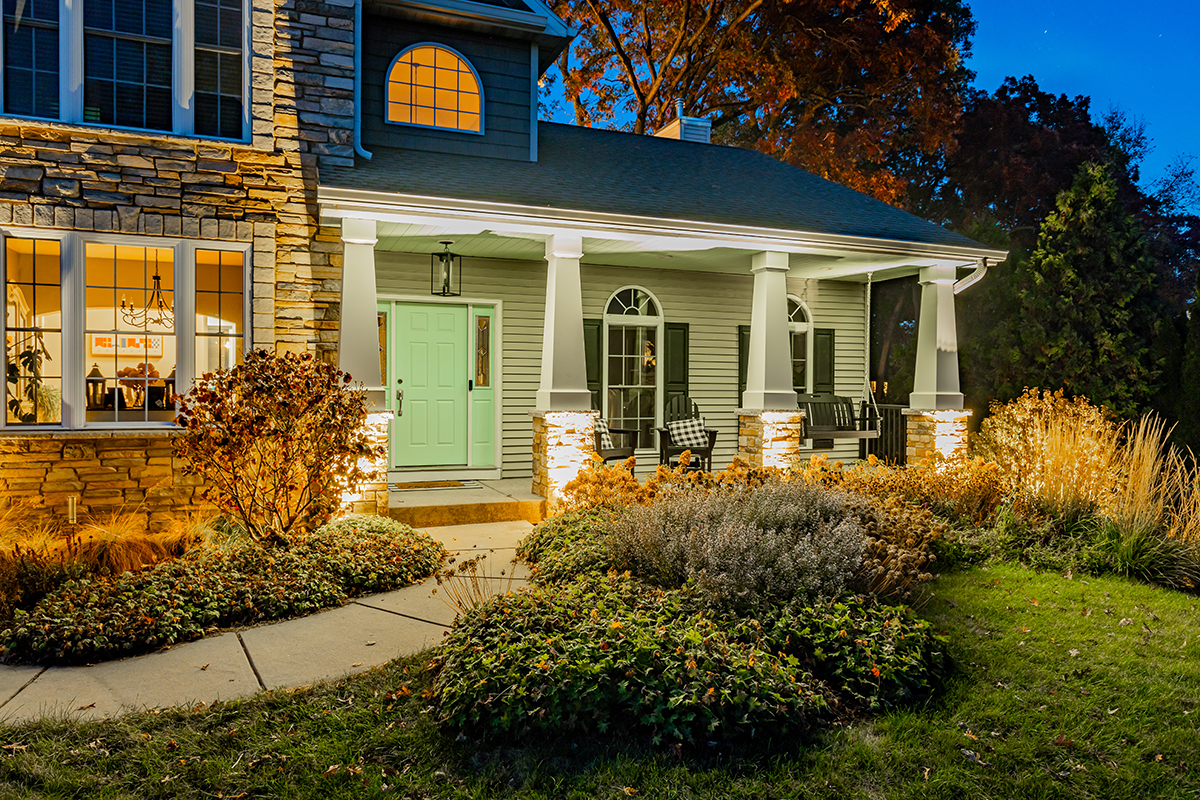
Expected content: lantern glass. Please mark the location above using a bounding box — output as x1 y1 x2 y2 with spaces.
430 250 462 297
85 363 107 410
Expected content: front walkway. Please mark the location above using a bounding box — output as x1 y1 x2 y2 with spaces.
0 520 533 725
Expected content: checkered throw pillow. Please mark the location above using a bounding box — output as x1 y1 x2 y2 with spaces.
594 417 615 450
667 417 709 449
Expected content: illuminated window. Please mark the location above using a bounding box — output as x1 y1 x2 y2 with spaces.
603 287 663 449
385 44 482 134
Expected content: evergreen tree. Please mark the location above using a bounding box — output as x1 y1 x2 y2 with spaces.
1004 163 1158 417
1177 292 1200 449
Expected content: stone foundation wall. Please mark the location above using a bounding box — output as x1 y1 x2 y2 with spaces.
339 412 392 516
0 432 207 531
903 409 971 462
531 410 598 504
737 409 805 469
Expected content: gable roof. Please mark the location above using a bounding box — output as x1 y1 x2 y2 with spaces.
321 122 984 251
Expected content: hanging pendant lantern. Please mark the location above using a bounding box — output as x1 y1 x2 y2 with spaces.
430 240 462 297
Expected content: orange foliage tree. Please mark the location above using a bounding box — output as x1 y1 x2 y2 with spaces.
548 0 974 204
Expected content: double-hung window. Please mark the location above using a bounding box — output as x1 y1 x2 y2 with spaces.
1 0 247 139
3 233 247 428
602 287 663 449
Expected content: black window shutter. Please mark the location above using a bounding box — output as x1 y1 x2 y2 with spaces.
736 324 751 405
664 322 689 405
813 328 835 394
583 318 602 410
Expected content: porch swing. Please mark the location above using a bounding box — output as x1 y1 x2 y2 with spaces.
797 274 881 445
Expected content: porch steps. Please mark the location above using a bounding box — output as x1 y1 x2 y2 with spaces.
386 478 546 528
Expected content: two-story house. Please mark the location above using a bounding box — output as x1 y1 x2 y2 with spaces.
0 0 1005 525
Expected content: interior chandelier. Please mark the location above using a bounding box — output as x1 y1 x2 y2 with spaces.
120 268 174 328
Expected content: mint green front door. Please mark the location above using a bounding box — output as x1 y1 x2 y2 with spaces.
393 303 469 467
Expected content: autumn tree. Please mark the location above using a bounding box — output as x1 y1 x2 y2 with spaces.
548 0 975 204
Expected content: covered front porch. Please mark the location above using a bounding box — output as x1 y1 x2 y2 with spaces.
321 186 1003 504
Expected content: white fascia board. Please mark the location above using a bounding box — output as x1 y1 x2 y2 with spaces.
318 185 1011 265
387 0 551 33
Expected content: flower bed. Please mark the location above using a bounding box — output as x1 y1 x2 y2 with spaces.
0 515 445 665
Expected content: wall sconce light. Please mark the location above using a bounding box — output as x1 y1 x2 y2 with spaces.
431 240 462 297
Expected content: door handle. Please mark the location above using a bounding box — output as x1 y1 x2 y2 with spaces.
395 379 403 417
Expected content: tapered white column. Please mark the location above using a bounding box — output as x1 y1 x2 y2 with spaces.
536 234 592 410
338 217 383 399
741 251 798 410
909 264 963 410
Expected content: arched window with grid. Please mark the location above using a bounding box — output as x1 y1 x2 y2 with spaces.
385 44 483 134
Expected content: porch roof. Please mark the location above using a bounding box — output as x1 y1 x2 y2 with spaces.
321 122 988 253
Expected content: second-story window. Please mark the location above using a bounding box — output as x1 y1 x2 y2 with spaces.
2 0 59 119
1 0 246 139
84 0 173 130
386 44 483 134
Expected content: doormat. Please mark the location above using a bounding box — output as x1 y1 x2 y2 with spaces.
391 480 484 492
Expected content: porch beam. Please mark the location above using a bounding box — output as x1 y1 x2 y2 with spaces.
741 251 798 411
339 217 384 402
535 234 592 410
909 264 963 410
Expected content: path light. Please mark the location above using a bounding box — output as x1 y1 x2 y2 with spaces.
431 240 462 297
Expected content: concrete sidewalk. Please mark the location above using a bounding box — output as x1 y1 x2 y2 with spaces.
0 520 534 725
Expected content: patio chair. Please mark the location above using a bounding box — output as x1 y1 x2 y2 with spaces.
656 396 717 471
593 417 639 475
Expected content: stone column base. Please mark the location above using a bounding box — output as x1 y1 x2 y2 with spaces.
339 410 392 516
903 408 972 463
736 408 805 469
531 409 599 504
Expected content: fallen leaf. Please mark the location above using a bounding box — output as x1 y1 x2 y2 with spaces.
1052 734 1073 747
1 743 28 752
351 662 364 667
1120 618 1134 627
1068 649 1080 657
961 749 990 767
199 664 209 671
77 703 96 710
365 641 376 647
1108 708 1118 715
624 789 638 796
323 765 341 776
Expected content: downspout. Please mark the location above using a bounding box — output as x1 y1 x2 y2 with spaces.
953 258 988 295
353 0 373 161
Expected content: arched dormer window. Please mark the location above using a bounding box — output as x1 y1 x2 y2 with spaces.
603 287 664 449
385 44 483 134
787 295 812 392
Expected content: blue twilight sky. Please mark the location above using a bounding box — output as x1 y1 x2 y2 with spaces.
966 0 1199 187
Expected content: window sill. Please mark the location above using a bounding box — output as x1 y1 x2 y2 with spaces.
0 114 254 149
0 427 179 439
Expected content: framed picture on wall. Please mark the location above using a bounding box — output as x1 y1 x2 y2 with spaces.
90 334 164 357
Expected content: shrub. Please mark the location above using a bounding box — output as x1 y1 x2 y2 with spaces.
854 495 946 600
175 350 385 547
516 510 613 584
435 575 830 745
0 515 444 665
972 388 1121 521
735 598 950 711
606 480 869 610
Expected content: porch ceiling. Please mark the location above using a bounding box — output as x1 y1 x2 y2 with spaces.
374 221 952 280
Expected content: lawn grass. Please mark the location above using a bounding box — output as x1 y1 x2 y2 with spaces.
0 562 1196 798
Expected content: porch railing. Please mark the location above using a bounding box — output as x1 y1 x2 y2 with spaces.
859 403 906 465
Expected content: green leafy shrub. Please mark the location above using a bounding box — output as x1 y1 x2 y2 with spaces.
0 515 444 665
516 509 613 584
736 599 950 711
435 574 829 745
175 350 385 547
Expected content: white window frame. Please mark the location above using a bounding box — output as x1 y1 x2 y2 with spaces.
0 228 251 431
601 285 664 452
788 294 813 395
0 0 251 141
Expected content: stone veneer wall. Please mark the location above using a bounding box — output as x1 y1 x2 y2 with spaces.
903 409 971 463
736 410 805 469
531 411 598 504
340 412 392 517
0 0 387 522
0 432 206 530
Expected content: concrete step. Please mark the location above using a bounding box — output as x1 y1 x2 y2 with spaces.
387 478 546 527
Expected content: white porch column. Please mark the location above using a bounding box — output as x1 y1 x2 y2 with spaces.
909 264 963 410
742 251 798 410
339 217 383 401
536 234 592 410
